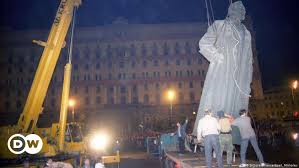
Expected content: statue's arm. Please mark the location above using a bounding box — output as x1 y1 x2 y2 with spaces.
198 22 223 63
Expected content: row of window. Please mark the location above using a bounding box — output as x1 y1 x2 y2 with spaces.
4 68 206 86
72 70 205 82
264 101 299 109
3 80 205 98
72 58 203 71
7 58 202 75
57 81 201 96
267 111 289 117
264 95 291 100
72 42 195 59
7 41 196 65
4 91 197 110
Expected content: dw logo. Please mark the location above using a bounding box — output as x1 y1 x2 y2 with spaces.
7 134 43 154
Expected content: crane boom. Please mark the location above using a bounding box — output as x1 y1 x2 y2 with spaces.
17 0 81 133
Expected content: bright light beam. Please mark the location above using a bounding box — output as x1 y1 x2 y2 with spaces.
90 133 109 151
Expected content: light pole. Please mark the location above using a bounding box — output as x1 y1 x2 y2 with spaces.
69 99 76 122
167 89 175 126
291 80 298 101
291 80 298 117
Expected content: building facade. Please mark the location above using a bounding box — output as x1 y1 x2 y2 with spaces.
0 21 264 133
263 86 299 119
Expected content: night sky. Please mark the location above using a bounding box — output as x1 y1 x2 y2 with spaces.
1 0 298 89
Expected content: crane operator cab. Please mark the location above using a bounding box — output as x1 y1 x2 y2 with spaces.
65 123 83 143
63 122 85 154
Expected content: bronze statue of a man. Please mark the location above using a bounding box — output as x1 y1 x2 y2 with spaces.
193 1 253 135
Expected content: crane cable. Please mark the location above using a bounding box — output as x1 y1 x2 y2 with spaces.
68 6 77 64
203 0 218 32
204 0 211 26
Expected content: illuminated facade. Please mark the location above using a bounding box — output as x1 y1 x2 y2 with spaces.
0 21 264 132
263 86 299 118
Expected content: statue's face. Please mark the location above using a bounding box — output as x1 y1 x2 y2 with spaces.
231 8 246 21
228 2 246 21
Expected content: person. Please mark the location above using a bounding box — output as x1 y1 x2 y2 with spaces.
217 111 233 168
23 160 30 168
197 109 223 168
82 158 94 168
45 159 73 168
173 118 188 154
232 109 265 167
95 158 105 168
193 1 253 135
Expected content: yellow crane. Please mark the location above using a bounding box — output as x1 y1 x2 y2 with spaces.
0 0 84 159
0 0 120 166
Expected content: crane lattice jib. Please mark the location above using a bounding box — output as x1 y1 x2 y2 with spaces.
17 0 81 133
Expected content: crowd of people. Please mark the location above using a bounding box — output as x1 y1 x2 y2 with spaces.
255 119 290 149
118 130 160 151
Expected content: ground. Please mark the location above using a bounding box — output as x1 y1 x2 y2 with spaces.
107 151 160 168
1 144 298 167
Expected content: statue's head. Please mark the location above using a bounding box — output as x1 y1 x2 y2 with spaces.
228 1 246 22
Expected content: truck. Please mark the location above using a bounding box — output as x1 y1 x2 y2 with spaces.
159 128 257 168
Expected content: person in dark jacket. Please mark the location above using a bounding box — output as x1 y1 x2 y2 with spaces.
232 109 265 167
173 118 188 154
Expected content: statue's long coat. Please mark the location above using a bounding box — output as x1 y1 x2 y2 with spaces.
193 19 253 135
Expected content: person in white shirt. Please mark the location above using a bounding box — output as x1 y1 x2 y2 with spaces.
197 109 223 168
95 157 105 168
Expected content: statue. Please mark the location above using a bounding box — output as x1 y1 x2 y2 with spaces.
193 1 253 135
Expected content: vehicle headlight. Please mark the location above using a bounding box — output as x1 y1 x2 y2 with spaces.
292 133 298 140
89 133 109 151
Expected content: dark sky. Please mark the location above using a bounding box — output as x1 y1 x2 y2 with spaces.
1 0 298 89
